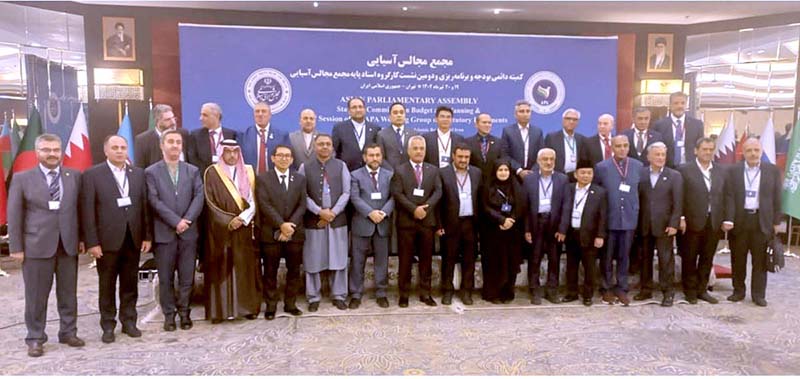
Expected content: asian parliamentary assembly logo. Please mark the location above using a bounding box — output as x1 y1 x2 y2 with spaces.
244 68 292 113
524 71 566 115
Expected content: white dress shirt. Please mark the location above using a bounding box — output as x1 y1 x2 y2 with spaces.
455 168 473 217
436 129 452 168
352 119 366 150
107 160 129 197
563 130 577 173
538 172 553 214
744 163 761 210
571 183 590 228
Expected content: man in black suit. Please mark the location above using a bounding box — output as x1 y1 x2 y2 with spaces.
635 142 682 306
623 107 664 166
585 114 615 166
466 113 502 181
391 135 443 307
500 100 545 180
145 130 205 331
376 102 418 170
523 148 569 304
559 159 607 306
423 106 465 168
333 97 381 172
545 108 588 180
188 102 238 176
653 92 704 168
437 143 481 305
134 104 190 169
8 134 85 357
726 137 782 307
678 137 733 304
256 145 306 320
81 135 152 343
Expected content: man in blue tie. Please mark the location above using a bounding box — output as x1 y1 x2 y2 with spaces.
653 92 704 169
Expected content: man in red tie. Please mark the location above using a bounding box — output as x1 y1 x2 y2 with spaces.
585 113 615 166
237 102 289 175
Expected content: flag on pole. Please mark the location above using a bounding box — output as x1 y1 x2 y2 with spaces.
0 116 12 181
117 105 135 164
714 112 737 164
761 113 776 164
63 104 93 171
10 113 21 159
12 106 43 173
735 120 750 161
148 98 156 131
781 117 800 219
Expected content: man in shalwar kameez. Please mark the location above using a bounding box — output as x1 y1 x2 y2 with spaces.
298 134 351 312
203 139 262 322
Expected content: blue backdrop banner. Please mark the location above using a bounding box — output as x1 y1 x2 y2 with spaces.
179 24 617 137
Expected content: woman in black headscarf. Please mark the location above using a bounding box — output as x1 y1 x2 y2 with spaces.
480 160 527 303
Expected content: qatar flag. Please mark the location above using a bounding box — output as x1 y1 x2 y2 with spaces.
714 112 736 164
63 105 92 171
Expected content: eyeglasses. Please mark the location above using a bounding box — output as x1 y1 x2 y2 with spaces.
274 154 292 159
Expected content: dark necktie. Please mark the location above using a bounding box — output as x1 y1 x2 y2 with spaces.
674 119 684 166
636 132 645 155
209 130 217 156
395 127 403 152
603 137 612 159
370 170 378 190
279 174 287 191
414 164 422 187
48 170 60 201
258 128 268 174
480 136 488 161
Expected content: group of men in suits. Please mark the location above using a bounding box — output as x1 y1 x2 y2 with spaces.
8 92 785 357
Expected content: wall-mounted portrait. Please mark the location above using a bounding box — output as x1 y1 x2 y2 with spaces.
102 16 136 61
646 33 673 73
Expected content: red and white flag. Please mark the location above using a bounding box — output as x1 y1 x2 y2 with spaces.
63 105 92 171
714 112 736 164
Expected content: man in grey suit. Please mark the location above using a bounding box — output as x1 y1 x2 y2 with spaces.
348 143 394 309
145 129 205 331
288 108 319 170
377 102 418 169
8 133 85 357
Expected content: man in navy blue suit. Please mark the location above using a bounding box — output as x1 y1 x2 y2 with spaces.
332 97 381 172
238 102 289 176
653 92 704 168
623 107 663 166
594 135 643 306
500 100 544 181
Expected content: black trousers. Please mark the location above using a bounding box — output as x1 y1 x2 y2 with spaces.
730 212 769 300
441 218 476 294
529 213 560 293
565 228 597 299
398 224 434 297
22 240 78 345
97 229 139 332
640 234 675 295
261 241 303 310
682 217 721 297
155 238 197 318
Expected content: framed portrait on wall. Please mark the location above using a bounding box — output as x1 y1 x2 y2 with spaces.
102 16 136 61
646 33 673 73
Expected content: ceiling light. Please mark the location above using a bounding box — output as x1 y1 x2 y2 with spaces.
402 6 408 11
493 9 501 15
739 28 754 32
313 1 319 7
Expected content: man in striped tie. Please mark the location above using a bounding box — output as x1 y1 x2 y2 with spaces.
8 133 85 357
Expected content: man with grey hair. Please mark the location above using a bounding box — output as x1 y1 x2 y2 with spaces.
188 102 238 175
623 107 663 165
288 108 320 170
585 113 616 166
545 108 588 181
500 100 544 180
9 133 85 357
135 103 190 169
635 142 682 306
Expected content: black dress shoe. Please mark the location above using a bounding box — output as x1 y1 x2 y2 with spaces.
727 293 745 302
661 295 674 307
686 295 698 304
420 296 437 306
284 308 303 316
59 336 85 347
121 324 142 338
102 330 115 343
753 298 768 307
308 302 320 312
461 293 473 306
210 319 223 324
27 342 44 357
244 314 257 320
333 300 348 310
377 297 390 308
164 316 177 332
348 298 361 310
582 298 593 306
180 316 193 330
398 297 409 308
633 292 652 301
545 293 561 304
264 312 276 320
562 294 579 303
697 292 719 304
441 292 453 305
490 299 502 304
530 292 542 305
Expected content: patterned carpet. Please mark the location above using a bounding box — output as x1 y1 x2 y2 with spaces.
0 250 798 375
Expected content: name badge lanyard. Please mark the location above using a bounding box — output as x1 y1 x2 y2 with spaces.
539 177 552 200
575 188 589 210
115 170 129 197
615 158 629 184
438 133 451 159
565 135 576 161
745 167 760 196
354 125 364 148
497 188 511 209
457 171 469 194
414 166 423 189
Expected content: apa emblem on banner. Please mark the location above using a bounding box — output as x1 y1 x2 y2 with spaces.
524 71 566 115
244 68 292 113
47 91 62 125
